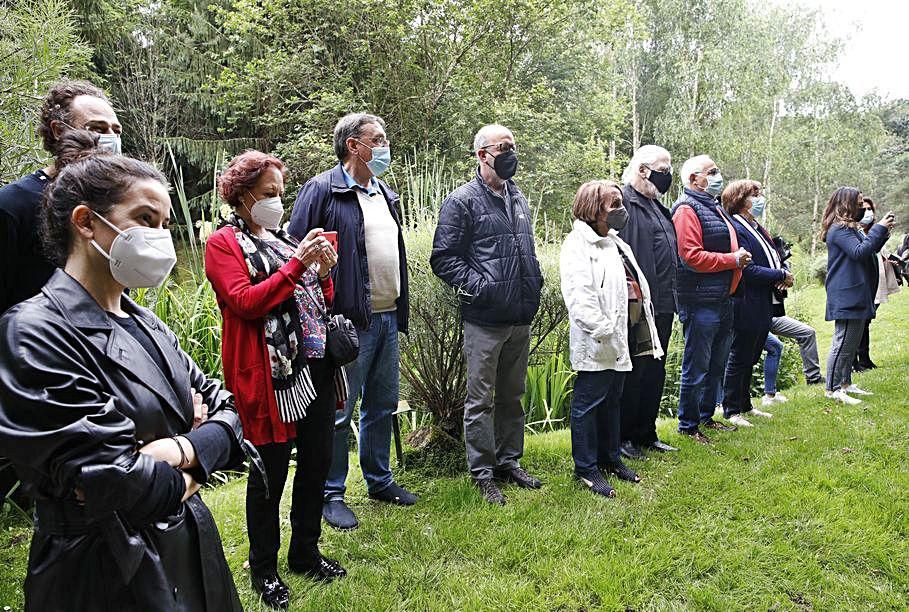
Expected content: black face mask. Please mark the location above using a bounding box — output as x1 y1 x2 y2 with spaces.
488 149 518 181
647 168 672 194
606 206 629 231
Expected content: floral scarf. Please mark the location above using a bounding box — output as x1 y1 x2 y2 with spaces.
226 214 317 422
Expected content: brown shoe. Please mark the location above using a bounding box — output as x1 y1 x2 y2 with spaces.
703 419 737 432
681 429 711 444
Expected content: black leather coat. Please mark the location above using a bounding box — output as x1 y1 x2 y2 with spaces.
430 172 543 326
0 270 244 611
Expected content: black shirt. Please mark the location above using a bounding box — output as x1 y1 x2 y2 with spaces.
0 170 54 314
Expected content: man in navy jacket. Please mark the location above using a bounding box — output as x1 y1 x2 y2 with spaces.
431 124 543 505
289 113 415 531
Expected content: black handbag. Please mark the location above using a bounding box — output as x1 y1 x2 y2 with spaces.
325 313 359 366
303 284 359 367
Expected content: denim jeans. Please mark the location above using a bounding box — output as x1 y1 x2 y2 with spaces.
324 311 399 499
677 300 734 432
570 369 625 474
763 333 783 395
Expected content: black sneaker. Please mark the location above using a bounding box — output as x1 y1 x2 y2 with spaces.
322 499 359 531
368 482 418 506
620 441 646 460
703 419 736 432
251 572 290 609
646 440 679 452
604 461 641 483
289 555 347 582
680 428 711 444
493 466 542 489
575 470 615 498
474 477 506 505
806 376 825 386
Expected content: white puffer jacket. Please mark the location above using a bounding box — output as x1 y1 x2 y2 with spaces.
559 219 664 372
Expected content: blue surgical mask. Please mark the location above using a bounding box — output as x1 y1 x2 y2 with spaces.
365 145 391 177
705 172 724 197
751 196 766 218
860 209 874 225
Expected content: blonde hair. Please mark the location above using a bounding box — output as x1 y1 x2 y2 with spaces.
572 180 622 223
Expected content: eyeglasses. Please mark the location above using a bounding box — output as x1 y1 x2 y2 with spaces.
644 164 672 174
481 142 517 154
699 167 720 176
356 136 389 148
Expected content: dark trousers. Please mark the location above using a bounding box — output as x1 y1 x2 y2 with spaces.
570 369 625 473
247 358 336 577
722 327 768 418
620 313 674 445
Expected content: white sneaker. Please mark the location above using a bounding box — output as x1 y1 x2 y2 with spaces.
831 389 862 405
761 395 775 407
714 403 723 416
772 393 788 403
729 414 753 427
750 407 773 418
845 385 872 396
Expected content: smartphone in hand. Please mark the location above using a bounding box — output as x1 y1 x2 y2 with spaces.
322 231 338 253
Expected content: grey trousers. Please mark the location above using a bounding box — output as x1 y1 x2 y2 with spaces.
462 321 530 480
826 319 867 391
770 315 822 382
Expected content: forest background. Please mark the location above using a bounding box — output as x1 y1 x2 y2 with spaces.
2 0 908 446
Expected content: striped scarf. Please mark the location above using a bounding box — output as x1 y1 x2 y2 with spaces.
227 215 316 423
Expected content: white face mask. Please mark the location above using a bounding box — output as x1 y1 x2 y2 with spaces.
90 210 177 288
97 133 122 155
245 194 284 230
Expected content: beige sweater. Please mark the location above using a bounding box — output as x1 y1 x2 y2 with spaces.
357 190 400 312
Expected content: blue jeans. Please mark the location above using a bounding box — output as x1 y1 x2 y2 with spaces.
570 369 625 474
324 312 399 499
677 300 734 433
763 333 783 395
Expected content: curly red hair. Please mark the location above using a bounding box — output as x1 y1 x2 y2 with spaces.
217 150 287 208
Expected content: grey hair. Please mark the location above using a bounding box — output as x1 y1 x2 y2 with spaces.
679 154 714 187
473 124 513 153
621 145 672 184
333 112 386 160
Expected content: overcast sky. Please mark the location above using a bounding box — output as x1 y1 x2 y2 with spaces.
779 0 909 100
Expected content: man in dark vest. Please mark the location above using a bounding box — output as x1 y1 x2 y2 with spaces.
671 155 752 443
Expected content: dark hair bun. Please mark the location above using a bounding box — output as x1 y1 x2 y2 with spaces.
55 130 106 171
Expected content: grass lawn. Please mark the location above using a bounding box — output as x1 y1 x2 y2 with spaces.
2 285 907 610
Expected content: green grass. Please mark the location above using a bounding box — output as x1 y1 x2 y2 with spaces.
2 286 908 610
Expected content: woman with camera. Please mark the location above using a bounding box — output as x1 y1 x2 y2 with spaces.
205 151 346 610
720 180 793 427
820 188 895 404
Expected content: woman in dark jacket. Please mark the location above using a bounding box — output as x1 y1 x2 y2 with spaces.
205 151 346 610
721 180 792 427
820 187 894 404
0 150 246 611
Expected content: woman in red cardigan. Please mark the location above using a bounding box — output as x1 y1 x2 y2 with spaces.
205 150 346 610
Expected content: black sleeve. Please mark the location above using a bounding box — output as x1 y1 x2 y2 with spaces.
0 312 184 524
0 210 17 314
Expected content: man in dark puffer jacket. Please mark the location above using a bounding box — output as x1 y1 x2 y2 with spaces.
431 124 543 505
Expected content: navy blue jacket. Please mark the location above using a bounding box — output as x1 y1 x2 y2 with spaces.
287 163 409 333
824 223 888 321
430 172 543 326
729 216 787 332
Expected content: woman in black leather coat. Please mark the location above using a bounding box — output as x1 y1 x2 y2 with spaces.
0 149 246 611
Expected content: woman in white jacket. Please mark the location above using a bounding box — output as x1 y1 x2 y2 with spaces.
560 180 664 498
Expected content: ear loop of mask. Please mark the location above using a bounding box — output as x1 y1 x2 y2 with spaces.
88 209 125 260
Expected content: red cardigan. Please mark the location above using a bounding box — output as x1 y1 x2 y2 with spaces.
205 226 334 446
